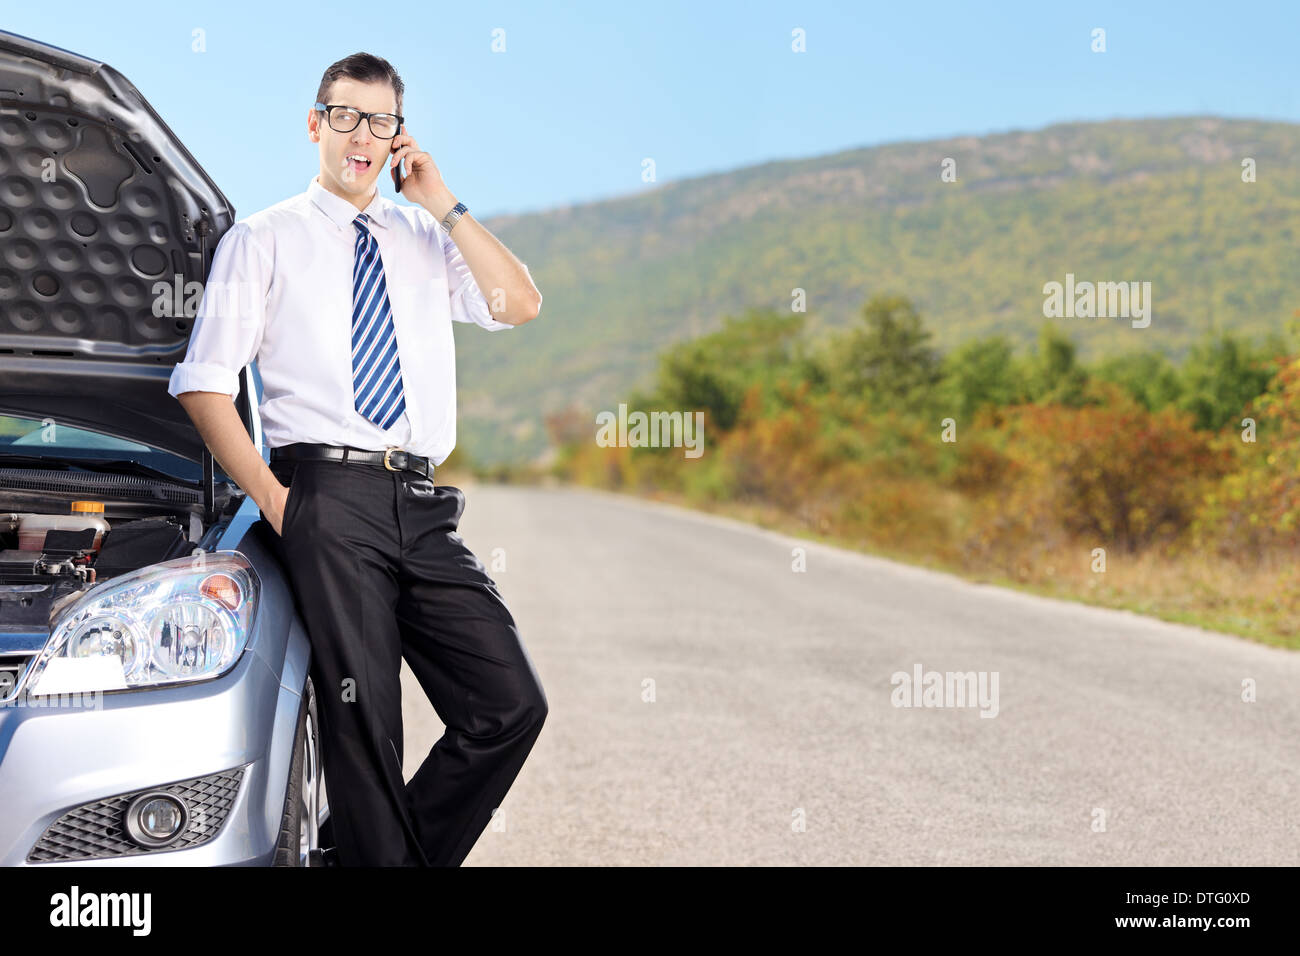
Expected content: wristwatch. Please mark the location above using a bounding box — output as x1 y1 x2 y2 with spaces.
440 201 468 233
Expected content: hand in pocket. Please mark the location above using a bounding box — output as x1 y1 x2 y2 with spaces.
270 481 294 537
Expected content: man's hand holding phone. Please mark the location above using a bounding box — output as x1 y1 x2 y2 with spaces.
387 129 458 216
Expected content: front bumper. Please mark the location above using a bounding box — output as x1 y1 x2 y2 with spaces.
0 633 305 866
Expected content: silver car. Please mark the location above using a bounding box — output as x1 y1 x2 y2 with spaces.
0 29 331 866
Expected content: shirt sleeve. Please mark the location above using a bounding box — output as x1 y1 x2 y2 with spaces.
440 220 515 331
167 221 272 401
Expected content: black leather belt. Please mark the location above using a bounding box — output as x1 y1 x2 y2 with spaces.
270 442 434 479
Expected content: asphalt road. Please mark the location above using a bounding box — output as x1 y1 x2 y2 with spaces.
388 481 1300 865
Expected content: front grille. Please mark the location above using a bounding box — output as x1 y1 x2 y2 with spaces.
27 766 247 862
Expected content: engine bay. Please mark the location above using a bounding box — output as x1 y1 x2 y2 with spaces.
0 485 231 630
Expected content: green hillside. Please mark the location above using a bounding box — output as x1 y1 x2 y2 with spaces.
456 115 1300 465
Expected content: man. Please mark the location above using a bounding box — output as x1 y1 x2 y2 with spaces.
167 52 547 867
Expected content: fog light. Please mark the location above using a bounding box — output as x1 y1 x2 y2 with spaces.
123 792 189 848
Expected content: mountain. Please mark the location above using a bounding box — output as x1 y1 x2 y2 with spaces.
456 116 1300 465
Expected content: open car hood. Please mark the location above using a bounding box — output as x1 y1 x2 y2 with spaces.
0 29 253 463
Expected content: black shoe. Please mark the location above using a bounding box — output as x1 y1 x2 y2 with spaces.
308 845 340 867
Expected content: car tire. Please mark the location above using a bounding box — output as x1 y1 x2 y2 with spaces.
272 675 322 867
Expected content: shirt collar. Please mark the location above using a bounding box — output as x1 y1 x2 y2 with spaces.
307 176 391 231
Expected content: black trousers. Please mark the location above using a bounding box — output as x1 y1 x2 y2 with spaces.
261 454 547 866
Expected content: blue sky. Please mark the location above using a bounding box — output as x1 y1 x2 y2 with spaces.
4 0 1297 219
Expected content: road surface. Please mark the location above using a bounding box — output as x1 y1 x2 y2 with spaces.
387 481 1300 865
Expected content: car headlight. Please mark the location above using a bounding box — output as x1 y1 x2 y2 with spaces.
25 551 260 696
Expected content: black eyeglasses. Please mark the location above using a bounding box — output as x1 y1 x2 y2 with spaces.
313 102 404 139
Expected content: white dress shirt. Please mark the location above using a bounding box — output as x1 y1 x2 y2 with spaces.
167 176 514 465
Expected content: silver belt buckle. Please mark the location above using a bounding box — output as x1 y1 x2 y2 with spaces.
383 445 403 472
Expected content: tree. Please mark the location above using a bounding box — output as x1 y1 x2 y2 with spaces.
1176 331 1277 430
1091 349 1183 412
1026 322 1089 406
998 395 1230 553
939 335 1030 421
652 308 806 432
834 294 943 413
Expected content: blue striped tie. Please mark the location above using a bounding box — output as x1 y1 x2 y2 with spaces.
351 213 406 431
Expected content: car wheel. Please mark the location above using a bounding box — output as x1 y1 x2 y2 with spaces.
272 675 322 866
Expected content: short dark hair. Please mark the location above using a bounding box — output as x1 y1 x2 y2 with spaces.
314 52 405 116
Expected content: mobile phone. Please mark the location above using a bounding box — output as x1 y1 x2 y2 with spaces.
390 129 405 192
